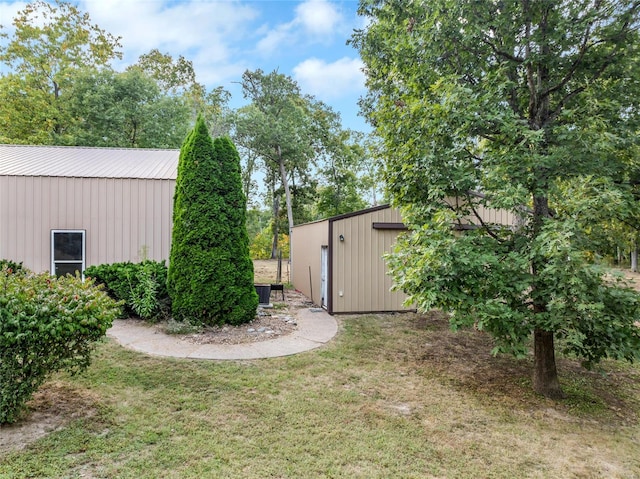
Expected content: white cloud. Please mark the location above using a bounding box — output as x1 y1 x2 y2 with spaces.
256 0 345 55
0 2 34 32
293 57 365 100
78 0 258 84
295 0 341 36
256 23 292 56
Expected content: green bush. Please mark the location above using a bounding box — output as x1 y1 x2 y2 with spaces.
0 259 25 274
84 260 169 320
168 117 258 326
0 271 121 424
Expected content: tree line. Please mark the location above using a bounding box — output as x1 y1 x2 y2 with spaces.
0 0 383 257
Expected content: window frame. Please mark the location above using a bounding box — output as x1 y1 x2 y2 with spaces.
50 229 86 279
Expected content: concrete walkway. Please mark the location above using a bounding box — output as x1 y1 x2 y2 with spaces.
107 308 338 360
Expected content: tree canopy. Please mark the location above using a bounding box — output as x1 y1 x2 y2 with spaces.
352 0 640 398
234 69 371 257
64 68 191 148
0 0 122 143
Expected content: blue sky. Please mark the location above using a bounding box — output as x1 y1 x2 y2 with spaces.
0 0 370 132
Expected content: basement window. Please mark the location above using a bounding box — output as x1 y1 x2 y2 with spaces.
51 230 85 278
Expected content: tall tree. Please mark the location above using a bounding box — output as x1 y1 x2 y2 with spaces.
64 68 190 148
128 49 232 137
352 0 640 398
314 126 368 219
235 70 314 256
234 69 365 252
234 69 317 256
0 0 121 143
167 116 258 326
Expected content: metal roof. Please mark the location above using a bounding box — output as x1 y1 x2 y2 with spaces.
0 144 179 180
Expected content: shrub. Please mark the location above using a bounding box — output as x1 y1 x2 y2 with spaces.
168 116 258 326
0 259 25 274
84 260 169 320
0 271 121 424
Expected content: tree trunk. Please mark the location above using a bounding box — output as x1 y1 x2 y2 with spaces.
277 145 294 262
531 195 564 399
271 196 279 260
631 239 638 272
532 329 564 399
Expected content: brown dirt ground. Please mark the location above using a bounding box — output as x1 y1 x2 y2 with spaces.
173 288 313 345
0 381 100 453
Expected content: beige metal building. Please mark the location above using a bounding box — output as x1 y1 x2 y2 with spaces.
291 205 413 314
291 201 517 314
0 144 178 275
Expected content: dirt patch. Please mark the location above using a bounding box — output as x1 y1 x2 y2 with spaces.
622 269 640 292
175 288 314 345
0 381 99 454
253 259 290 284
400 311 640 425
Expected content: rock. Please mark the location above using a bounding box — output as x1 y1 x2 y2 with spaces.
247 328 256 333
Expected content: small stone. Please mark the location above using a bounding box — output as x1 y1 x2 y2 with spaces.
265 329 275 334
247 328 256 333
257 327 267 333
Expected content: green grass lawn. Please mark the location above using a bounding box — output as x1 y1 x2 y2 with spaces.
2 312 639 478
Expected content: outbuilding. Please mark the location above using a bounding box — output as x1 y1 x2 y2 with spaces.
0 144 178 275
291 205 413 314
291 202 516 315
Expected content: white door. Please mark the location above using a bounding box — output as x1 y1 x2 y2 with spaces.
320 246 328 309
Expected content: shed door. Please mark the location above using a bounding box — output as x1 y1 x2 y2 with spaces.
320 245 328 309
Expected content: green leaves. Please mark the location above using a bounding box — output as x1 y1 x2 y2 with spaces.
354 0 640 395
168 117 258 326
0 267 121 424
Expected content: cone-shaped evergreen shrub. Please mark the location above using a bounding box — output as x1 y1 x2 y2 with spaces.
167 116 258 325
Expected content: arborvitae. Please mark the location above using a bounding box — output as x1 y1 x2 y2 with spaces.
167 116 258 325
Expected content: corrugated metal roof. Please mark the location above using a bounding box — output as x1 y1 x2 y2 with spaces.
0 144 179 179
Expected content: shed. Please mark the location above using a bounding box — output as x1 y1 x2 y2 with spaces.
291 201 517 315
291 205 413 314
0 144 178 275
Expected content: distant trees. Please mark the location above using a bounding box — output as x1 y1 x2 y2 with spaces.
64 68 191 148
0 0 122 144
234 69 371 257
167 116 257 326
0 2 230 148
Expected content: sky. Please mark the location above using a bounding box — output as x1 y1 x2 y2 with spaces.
0 0 370 132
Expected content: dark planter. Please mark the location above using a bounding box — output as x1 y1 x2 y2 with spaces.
254 284 271 305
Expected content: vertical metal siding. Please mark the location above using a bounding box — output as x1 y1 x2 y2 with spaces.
0 175 175 273
290 220 328 306
331 208 411 313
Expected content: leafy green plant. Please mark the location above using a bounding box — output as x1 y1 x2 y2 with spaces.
84 260 169 320
0 271 121 424
163 318 202 335
168 116 258 326
0 259 25 275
